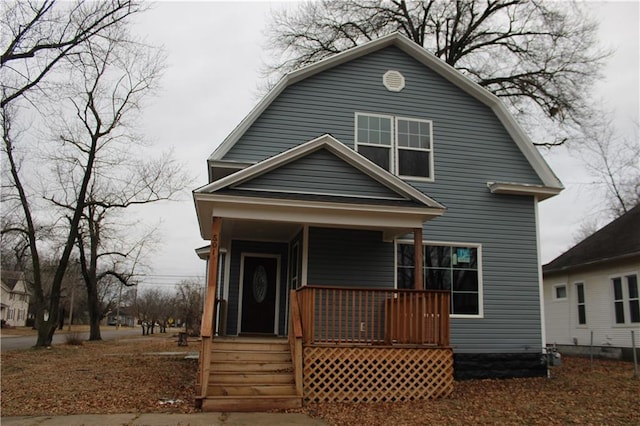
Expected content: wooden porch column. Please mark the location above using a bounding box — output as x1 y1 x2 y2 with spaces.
413 227 424 290
201 217 222 338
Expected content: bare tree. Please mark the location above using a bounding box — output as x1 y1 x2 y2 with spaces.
264 0 609 147
578 119 640 218
136 287 172 335
1 0 143 108
0 1 165 347
43 24 189 342
175 280 205 336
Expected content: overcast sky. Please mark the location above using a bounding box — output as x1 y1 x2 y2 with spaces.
130 1 639 289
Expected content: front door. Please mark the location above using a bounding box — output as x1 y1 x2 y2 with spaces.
240 255 278 334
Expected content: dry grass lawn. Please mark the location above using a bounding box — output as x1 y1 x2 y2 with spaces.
1 334 638 424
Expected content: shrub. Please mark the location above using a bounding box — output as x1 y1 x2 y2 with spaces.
65 332 83 346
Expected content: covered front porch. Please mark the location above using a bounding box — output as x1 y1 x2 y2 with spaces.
193 136 453 409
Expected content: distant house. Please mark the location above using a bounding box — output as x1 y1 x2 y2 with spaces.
543 204 640 360
1 271 31 327
193 33 563 410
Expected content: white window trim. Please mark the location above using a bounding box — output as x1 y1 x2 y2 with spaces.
395 116 434 182
610 271 640 327
354 112 435 182
552 283 567 301
574 281 587 327
395 239 484 319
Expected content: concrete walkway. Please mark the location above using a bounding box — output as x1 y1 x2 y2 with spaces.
1 413 326 426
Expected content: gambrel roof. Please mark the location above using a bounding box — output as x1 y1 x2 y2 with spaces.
209 32 563 193
543 204 640 274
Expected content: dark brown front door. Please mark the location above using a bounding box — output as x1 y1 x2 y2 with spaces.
240 256 278 334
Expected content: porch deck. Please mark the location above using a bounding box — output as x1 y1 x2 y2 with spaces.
291 286 453 403
198 286 454 409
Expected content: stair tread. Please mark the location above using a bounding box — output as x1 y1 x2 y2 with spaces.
204 338 298 411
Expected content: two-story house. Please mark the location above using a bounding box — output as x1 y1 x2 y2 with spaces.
1 271 31 327
193 33 563 411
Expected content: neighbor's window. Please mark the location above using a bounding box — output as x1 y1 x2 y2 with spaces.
612 274 639 324
397 242 481 316
575 283 586 325
554 284 567 300
356 113 433 180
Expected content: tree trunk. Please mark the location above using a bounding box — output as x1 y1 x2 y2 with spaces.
86 279 102 341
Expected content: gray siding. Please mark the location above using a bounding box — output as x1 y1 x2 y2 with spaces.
222 46 545 354
223 46 542 187
420 192 542 353
234 148 405 200
307 228 394 288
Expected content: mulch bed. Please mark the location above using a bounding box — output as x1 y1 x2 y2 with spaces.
2 335 638 424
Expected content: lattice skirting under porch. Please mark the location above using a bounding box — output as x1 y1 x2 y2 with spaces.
303 346 454 402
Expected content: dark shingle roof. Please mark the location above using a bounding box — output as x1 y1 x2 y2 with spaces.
543 204 640 274
0 271 25 291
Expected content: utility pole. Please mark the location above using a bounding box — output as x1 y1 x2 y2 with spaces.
115 282 123 329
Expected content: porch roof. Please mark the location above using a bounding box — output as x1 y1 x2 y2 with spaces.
194 135 445 241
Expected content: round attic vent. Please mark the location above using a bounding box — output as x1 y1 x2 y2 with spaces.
383 70 405 92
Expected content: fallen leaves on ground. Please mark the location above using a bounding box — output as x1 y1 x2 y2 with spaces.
1 334 198 416
2 336 638 424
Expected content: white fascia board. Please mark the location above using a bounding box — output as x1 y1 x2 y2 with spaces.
199 134 445 210
193 192 443 240
487 182 563 201
199 135 337 193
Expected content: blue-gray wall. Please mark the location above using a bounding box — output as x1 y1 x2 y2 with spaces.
307 228 394 288
220 46 544 354
234 148 405 200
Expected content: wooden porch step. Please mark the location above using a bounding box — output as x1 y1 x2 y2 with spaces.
207 383 296 397
201 395 302 412
210 361 293 373
212 337 289 352
210 372 295 385
212 349 291 363
202 337 300 412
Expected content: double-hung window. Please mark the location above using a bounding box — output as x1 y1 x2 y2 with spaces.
575 282 586 325
396 241 481 316
612 274 639 325
355 113 433 180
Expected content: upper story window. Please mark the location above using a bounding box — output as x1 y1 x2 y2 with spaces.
355 113 433 180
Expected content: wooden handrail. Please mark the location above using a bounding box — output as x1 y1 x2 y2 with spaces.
290 290 303 339
296 285 450 347
197 217 222 403
288 290 303 398
197 301 218 403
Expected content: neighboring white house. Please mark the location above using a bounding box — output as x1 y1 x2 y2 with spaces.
1 271 31 327
543 204 640 361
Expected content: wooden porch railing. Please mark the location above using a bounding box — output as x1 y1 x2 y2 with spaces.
296 285 450 347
